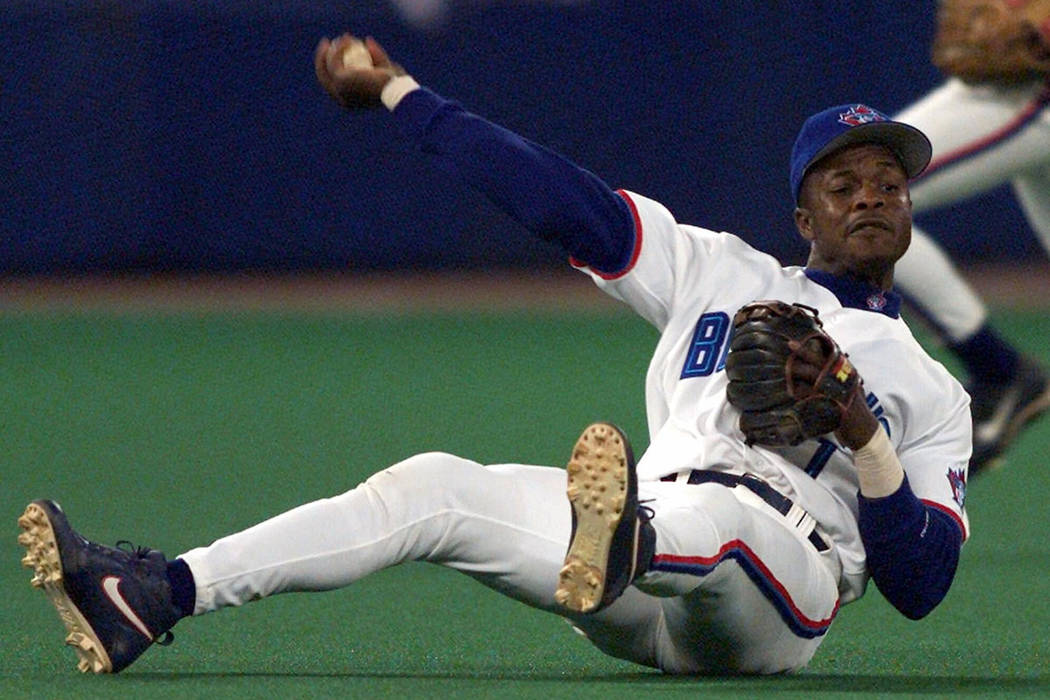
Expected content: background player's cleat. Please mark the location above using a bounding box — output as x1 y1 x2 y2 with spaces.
555 423 655 614
968 356 1050 475
17 499 182 673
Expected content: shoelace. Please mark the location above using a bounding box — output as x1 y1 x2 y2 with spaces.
111 541 176 646
115 540 155 558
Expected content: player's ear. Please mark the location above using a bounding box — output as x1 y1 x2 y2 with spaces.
794 207 815 242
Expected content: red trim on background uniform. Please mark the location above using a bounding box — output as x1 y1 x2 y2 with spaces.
921 85 1050 177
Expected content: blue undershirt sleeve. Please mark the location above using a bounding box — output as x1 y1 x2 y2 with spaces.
857 475 963 619
389 88 636 274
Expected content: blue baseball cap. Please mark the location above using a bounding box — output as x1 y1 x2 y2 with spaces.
790 104 931 203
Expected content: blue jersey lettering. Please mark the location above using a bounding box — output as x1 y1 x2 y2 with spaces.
681 312 731 378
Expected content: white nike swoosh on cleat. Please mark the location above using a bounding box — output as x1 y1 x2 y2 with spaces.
974 387 1022 444
102 576 154 640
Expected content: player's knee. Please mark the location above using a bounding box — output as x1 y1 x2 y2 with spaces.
390 451 477 476
366 451 484 499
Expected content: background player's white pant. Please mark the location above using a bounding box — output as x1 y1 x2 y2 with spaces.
893 78 1050 341
178 452 840 674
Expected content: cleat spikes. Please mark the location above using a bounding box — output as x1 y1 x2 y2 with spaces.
556 423 654 614
65 631 87 648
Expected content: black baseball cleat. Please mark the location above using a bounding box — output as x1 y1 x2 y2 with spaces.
968 356 1050 475
555 423 655 614
17 499 182 673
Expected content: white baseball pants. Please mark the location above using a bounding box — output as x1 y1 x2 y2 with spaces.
178 451 840 674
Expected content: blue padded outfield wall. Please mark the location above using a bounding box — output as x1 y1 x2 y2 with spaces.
3 1 1041 273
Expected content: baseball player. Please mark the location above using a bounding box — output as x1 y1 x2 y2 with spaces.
891 0 1050 473
17 34 970 676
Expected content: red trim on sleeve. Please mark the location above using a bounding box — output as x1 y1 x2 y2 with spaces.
922 499 969 542
569 189 643 280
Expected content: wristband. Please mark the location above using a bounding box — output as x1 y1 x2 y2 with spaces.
381 75 421 111
853 428 905 498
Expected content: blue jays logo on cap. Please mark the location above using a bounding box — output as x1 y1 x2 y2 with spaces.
837 104 887 127
790 103 932 203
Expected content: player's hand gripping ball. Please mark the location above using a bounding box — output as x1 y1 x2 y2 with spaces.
314 34 404 110
341 39 374 69
725 300 862 447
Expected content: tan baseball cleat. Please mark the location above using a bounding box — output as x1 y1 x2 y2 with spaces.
555 423 655 613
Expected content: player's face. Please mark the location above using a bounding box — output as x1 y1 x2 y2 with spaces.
793 144 912 289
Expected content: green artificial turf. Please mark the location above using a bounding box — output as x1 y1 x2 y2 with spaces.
3 308 1048 698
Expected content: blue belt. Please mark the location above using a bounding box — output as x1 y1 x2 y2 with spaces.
660 470 829 552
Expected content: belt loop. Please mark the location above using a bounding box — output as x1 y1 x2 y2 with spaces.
674 469 829 552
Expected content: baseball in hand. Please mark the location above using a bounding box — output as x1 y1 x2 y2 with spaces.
341 39 374 69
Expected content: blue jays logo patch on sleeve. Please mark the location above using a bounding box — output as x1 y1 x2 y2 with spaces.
947 467 967 508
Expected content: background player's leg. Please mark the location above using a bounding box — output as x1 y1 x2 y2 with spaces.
895 79 1050 207
893 79 1050 469
893 79 1048 349
1012 164 1050 254
179 454 573 613
893 227 986 341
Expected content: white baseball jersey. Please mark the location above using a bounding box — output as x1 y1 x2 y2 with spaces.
578 190 972 603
